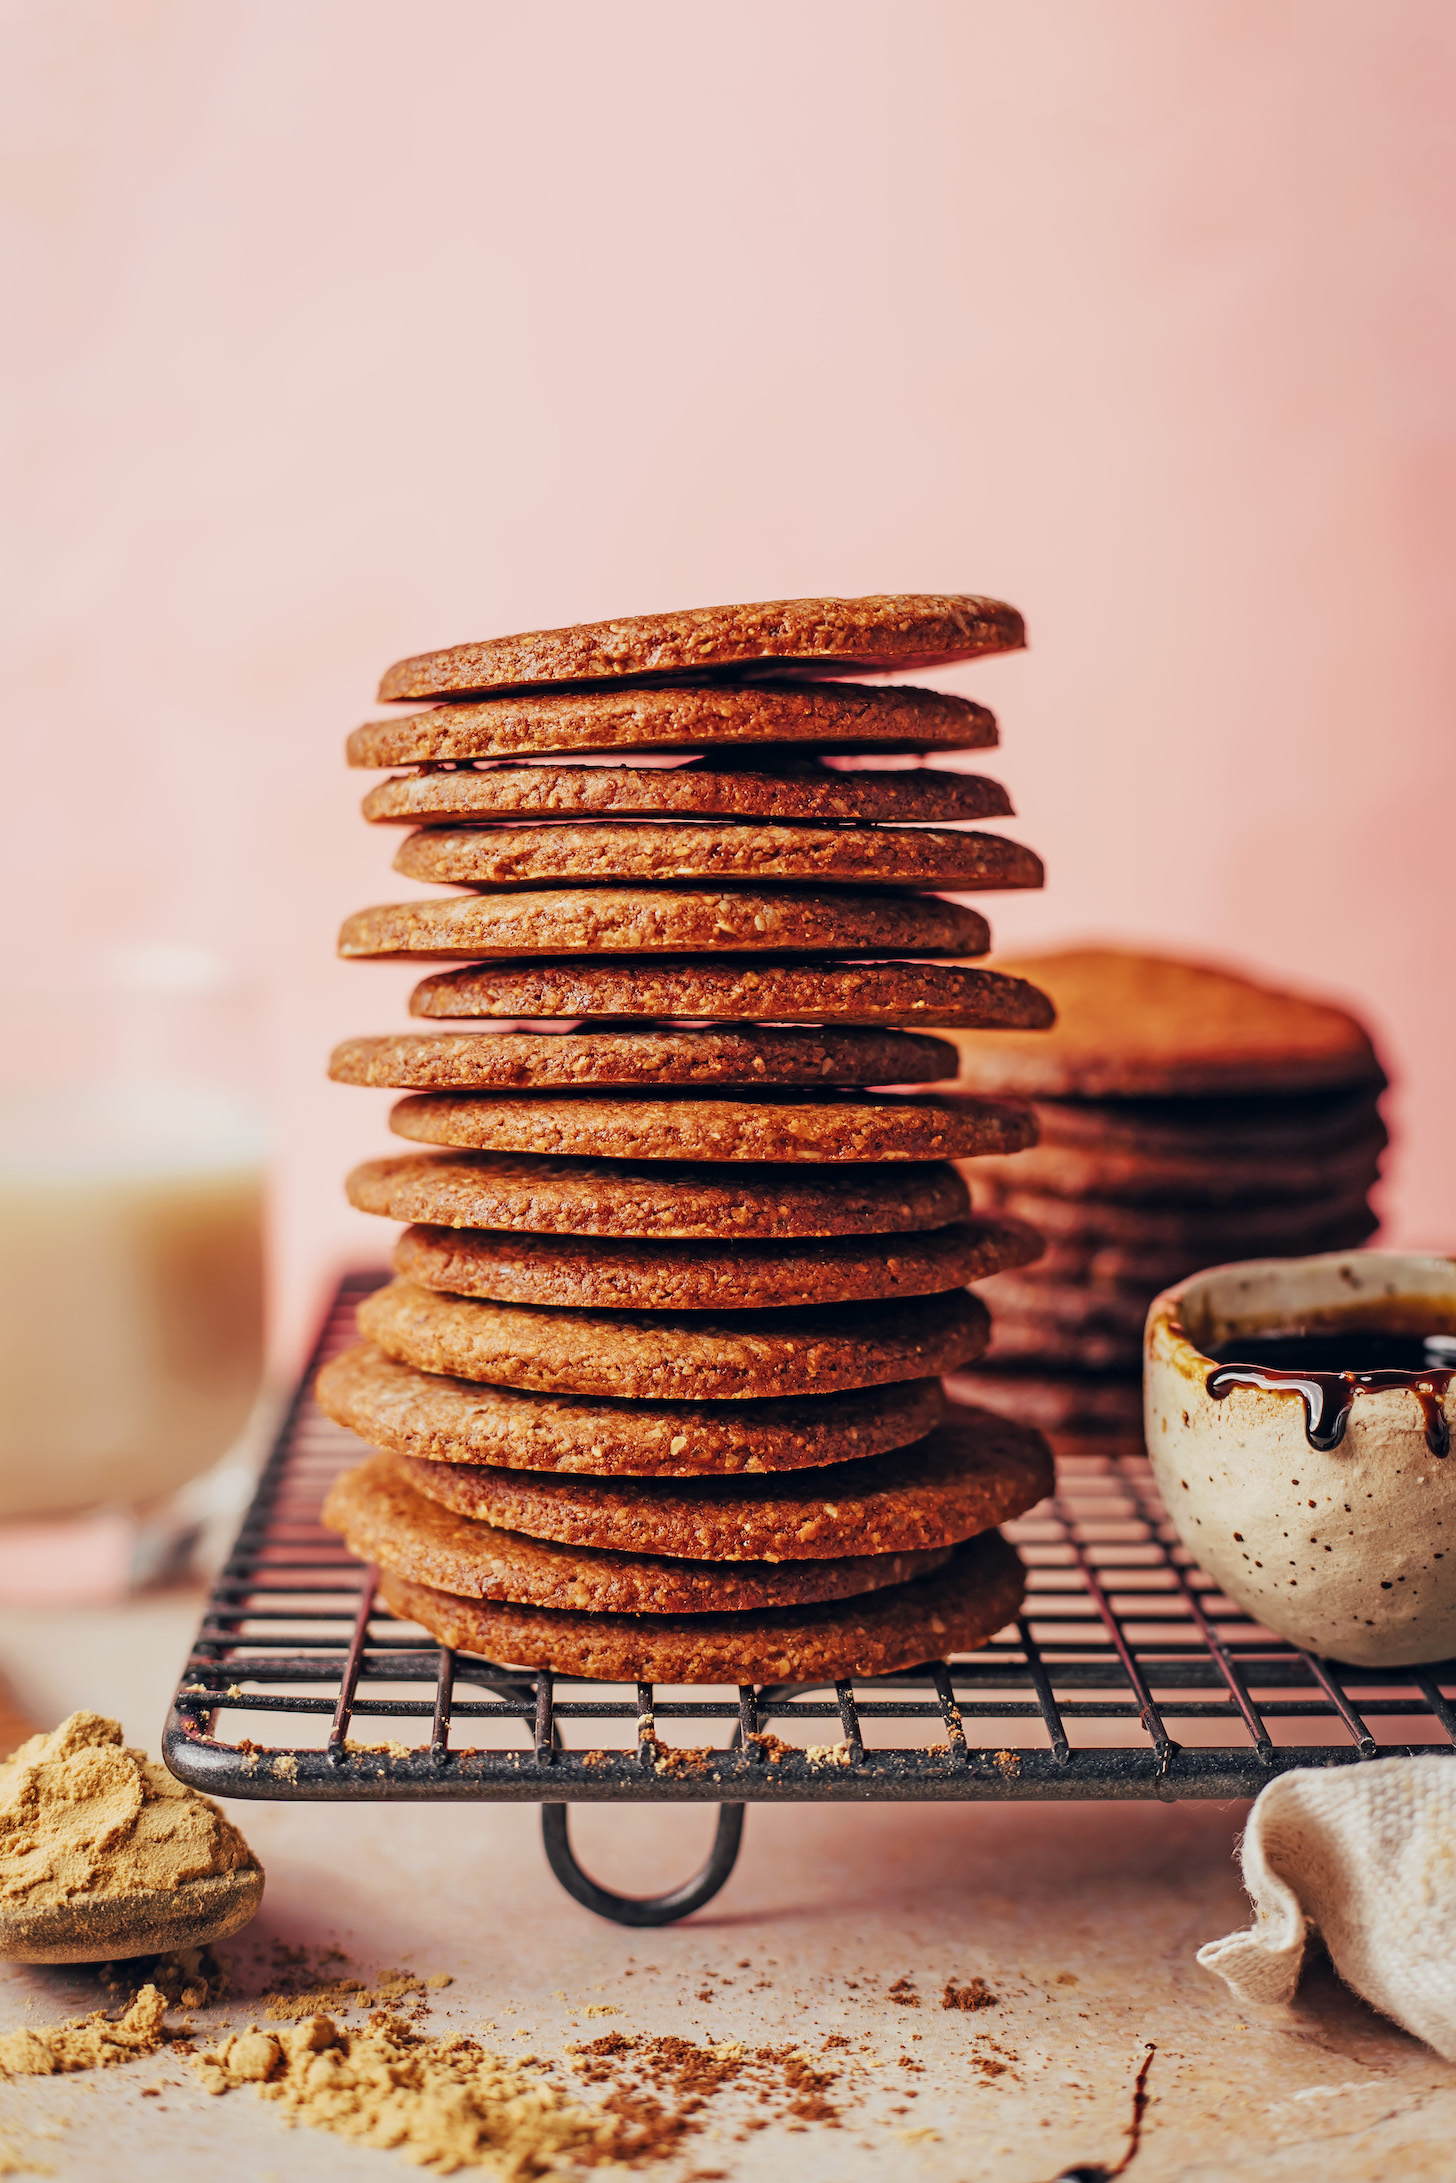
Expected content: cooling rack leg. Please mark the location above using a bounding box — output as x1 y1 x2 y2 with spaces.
539 1803 745 1926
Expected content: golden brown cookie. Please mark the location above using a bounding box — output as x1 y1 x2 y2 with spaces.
376 594 1025 701
323 1455 945 1612
1027 1237 1189 1293
1029 1085 1385 1158
362 760 1013 828
977 1271 1149 1335
391 1213 1040 1313
330 1027 961 1091
378 1529 1025 1683
358 1278 990 1400
983 1310 1141 1374
338 887 990 963
388 1086 1036 1164
393 823 1043 895
946 948 1384 1097
967 1125 1384 1205
315 1343 946 1476
409 959 1053 1030
350 682 995 765
1031 1210 1381 1293
346 1149 971 1237
396 1406 1053 1561
945 1365 1144 1442
970 1179 1380 1251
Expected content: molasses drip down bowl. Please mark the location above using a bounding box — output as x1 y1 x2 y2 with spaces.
1145 1252 1456 1668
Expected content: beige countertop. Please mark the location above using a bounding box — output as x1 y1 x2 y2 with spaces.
0 1593 1451 2182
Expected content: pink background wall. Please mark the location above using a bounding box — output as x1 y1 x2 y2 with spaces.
5 0 1454 1364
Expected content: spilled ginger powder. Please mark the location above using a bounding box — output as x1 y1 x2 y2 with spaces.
0 1711 254 1909
0 1986 168 2078
194 2015 617 2175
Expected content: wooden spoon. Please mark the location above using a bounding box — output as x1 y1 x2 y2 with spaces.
0 1864 265 1965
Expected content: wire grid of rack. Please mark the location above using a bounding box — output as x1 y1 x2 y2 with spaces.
167 1268 1456 1803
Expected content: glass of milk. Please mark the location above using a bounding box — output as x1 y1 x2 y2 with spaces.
0 946 267 1592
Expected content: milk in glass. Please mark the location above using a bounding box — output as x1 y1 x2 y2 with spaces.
0 951 267 1526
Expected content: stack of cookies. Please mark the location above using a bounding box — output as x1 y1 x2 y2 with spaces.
946 948 1386 1447
317 593 1059 1685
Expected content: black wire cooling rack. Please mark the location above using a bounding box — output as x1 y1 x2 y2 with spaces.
165 1272 1456 1925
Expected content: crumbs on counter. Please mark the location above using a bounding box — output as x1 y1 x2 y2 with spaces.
943 1977 998 2012
567 2029 844 2150
968 2036 1019 2082
887 1977 921 2006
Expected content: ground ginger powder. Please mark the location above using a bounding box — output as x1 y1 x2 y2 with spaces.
0 1985 168 2077
194 2014 619 2176
0 1712 254 1911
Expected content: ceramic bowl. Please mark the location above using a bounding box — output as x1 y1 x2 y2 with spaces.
1144 1251 1456 1667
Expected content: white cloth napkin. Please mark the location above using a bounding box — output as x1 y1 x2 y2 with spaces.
1198 1755 1456 2059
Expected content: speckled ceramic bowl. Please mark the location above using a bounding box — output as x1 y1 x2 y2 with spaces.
1145 1251 1456 1667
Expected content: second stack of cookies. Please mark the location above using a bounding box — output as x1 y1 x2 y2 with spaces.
945 947 1386 1448
320 593 1058 1682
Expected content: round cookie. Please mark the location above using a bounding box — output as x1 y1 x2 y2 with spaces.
1030 1205 1381 1292
389 1087 1037 1164
362 761 1014 828
976 1271 1149 1335
1029 1085 1385 1159
967 1126 1385 1205
972 1179 1380 1251
945 1365 1145 1442
378 1530 1026 1684
409 960 1054 1030
984 1311 1141 1374
350 682 995 766
946 948 1384 1097
331 1027 961 1092
391 1213 1040 1313
396 1407 1053 1561
338 887 990 963
376 593 1025 701
346 1149 971 1237
323 1455 946 1613
358 1278 991 1400
393 823 1044 895
315 1344 947 1476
